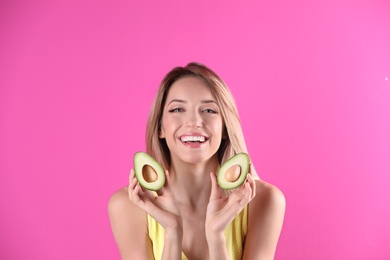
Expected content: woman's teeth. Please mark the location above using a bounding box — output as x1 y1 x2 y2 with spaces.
180 136 206 143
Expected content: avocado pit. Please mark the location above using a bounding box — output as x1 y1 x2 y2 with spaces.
224 164 241 182
142 165 158 183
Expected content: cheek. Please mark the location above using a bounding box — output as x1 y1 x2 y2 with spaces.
160 116 177 136
162 116 174 128
210 118 224 137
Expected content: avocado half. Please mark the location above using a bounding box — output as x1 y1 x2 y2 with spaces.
134 152 165 191
217 153 250 190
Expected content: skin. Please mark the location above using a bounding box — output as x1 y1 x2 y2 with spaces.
108 77 286 260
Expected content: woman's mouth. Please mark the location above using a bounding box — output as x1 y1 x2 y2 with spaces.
180 135 206 143
179 134 208 148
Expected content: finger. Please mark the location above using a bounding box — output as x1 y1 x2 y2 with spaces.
248 163 253 178
235 184 252 209
129 169 133 186
243 182 253 204
227 181 253 207
134 183 160 211
128 169 138 198
247 173 256 199
129 169 140 191
216 194 248 226
138 185 156 202
157 170 171 196
232 177 249 196
129 172 152 205
130 182 143 205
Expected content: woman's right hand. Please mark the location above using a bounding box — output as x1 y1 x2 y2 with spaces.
128 169 183 233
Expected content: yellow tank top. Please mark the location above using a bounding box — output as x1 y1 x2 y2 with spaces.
147 205 248 260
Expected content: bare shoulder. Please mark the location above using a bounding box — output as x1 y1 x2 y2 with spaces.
108 187 152 260
108 186 134 213
251 179 286 210
108 186 148 230
248 179 286 226
243 179 286 259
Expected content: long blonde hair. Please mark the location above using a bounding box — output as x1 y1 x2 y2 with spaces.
146 62 247 170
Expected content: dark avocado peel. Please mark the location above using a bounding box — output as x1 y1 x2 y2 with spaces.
217 153 250 190
134 152 165 191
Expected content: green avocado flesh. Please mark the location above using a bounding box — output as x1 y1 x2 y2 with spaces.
134 152 165 191
217 153 250 190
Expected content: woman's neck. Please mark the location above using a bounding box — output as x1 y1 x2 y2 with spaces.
168 156 220 208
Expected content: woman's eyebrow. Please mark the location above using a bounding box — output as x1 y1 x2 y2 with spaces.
168 99 187 105
201 100 217 104
168 99 217 105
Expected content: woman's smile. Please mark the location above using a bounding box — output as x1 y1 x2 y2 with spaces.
179 133 209 148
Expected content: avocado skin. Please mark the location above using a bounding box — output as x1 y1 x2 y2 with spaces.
217 153 250 190
133 152 165 191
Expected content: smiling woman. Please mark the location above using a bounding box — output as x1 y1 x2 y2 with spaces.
108 62 286 260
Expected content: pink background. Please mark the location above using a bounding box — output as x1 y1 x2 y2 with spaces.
1 0 389 259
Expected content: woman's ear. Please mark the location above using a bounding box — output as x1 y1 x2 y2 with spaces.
159 128 165 138
222 127 228 139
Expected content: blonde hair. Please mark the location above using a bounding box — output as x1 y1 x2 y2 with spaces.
146 62 247 170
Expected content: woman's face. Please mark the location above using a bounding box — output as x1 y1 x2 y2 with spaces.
159 76 224 165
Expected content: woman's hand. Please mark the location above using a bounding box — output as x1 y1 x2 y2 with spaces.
128 169 183 233
128 169 183 259
205 165 256 236
205 165 256 259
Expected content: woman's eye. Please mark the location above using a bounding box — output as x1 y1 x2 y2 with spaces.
168 108 182 113
203 108 217 114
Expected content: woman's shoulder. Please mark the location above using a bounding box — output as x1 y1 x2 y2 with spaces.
108 186 148 229
108 186 152 258
253 179 285 205
248 179 286 220
243 179 286 258
109 186 130 204
108 186 130 213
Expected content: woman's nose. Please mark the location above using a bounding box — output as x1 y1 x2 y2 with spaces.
186 111 203 128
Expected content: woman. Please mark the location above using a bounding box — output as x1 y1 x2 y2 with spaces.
108 62 285 260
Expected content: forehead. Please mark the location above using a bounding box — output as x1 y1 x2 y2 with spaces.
167 76 214 99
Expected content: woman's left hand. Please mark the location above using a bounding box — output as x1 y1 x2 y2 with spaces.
205 165 256 236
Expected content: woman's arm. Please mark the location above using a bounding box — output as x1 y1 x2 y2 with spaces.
108 169 184 260
108 188 154 260
242 179 286 260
